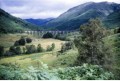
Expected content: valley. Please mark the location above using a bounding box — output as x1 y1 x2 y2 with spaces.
0 1 120 80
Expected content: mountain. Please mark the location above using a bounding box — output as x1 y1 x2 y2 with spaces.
0 8 42 33
25 18 54 26
43 2 120 30
104 11 120 28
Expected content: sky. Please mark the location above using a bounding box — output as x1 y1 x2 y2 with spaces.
0 0 120 19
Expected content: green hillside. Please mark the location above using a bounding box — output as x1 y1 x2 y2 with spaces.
0 9 42 33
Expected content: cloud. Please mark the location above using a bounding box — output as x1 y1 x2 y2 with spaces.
0 0 120 19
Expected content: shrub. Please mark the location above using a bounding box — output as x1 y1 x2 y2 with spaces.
4 51 14 56
0 63 114 80
14 41 19 46
60 42 74 53
26 38 32 43
18 38 26 46
0 45 4 56
22 47 26 54
37 44 44 52
51 43 55 50
55 34 67 41
46 45 52 51
42 32 53 38
15 47 22 54
9 46 16 55
46 43 55 51
56 64 114 80
26 45 37 54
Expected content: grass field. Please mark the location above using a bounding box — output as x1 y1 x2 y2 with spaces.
0 34 74 69
0 49 78 69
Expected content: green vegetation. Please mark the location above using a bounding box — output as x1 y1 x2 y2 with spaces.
0 45 4 56
42 32 53 38
0 63 113 80
0 9 42 34
74 19 111 68
0 18 120 80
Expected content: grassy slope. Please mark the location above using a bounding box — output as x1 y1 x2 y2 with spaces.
0 34 73 69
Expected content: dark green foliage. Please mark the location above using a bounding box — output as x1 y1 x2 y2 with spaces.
0 45 4 56
60 42 74 53
37 44 44 52
55 34 67 40
74 19 111 66
26 38 32 43
113 34 120 79
4 51 13 56
18 38 26 46
26 45 37 54
14 41 19 46
42 32 53 38
9 46 16 55
9 46 22 55
14 37 32 46
15 47 22 54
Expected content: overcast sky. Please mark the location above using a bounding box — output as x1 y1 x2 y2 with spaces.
0 0 120 19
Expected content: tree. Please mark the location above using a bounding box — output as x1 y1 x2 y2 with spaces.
22 47 26 54
18 38 26 46
46 45 52 51
15 47 22 54
26 45 37 54
74 19 111 67
42 32 53 38
37 44 44 52
9 46 16 55
113 34 120 79
0 45 4 56
26 38 32 43
51 43 55 50
60 42 73 53
14 41 19 46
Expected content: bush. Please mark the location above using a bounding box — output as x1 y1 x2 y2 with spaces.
26 38 32 43
15 47 22 54
14 37 32 46
4 51 14 56
60 42 74 53
14 41 19 46
18 38 26 46
51 43 55 50
37 44 44 52
46 45 52 51
9 46 16 55
55 34 67 41
56 64 114 80
26 45 37 54
46 43 55 51
0 45 4 56
42 32 53 38
0 63 114 80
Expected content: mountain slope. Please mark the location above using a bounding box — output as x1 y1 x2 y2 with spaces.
25 18 54 26
104 11 120 28
0 8 42 33
44 2 120 30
